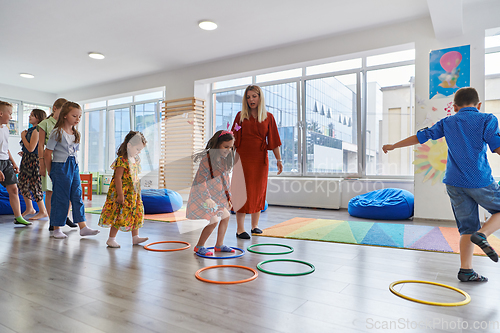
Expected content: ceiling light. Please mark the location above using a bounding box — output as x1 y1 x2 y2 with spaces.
20 73 34 79
198 21 217 31
88 52 105 60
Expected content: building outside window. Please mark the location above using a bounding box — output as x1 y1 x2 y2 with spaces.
211 47 415 178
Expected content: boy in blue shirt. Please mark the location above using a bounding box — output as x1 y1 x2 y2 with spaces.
383 87 500 282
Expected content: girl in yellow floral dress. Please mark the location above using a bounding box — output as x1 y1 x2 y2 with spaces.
99 131 148 248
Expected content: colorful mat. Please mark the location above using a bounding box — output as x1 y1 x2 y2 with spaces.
261 217 500 256
84 206 187 222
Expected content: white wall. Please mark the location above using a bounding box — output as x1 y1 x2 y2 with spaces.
0 83 56 106
412 2 500 220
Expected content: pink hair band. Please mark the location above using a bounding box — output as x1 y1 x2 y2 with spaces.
219 130 233 137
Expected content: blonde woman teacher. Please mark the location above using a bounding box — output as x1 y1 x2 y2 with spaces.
231 85 282 239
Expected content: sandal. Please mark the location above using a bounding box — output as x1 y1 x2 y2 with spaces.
251 228 263 234
236 232 250 239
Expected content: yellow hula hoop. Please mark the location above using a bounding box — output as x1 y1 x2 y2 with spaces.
389 280 471 307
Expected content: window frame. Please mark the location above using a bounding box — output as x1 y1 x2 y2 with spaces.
0 98 51 136
210 47 416 179
81 92 163 174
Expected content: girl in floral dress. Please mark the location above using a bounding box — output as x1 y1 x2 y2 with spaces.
187 130 235 256
99 131 148 248
19 108 48 219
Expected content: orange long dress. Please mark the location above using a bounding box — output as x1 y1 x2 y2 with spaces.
231 112 281 214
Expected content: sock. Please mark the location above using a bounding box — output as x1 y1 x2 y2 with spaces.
194 246 213 255
132 235 149 245
106 237 120 248
458 268 488 282
80 226 100 236
53 228 68 239
214 245 235 253
14 216 32 225
471 232 499 262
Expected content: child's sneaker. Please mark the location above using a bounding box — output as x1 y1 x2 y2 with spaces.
214 245 235 253
471 232 499 262
194 246 213 256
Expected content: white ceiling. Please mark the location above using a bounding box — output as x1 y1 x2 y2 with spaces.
0 0 487 94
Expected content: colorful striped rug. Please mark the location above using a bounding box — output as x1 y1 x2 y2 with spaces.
261 218 500 256
84 206 187 222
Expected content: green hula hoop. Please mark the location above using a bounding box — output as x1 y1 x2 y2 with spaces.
247 243 294 255
257 259 315 276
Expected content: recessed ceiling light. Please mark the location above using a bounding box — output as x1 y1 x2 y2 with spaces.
88 52 105 60
20 73 34 79
198 20 217 31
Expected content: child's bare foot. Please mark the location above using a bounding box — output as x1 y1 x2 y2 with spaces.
29 212 49 220
22 209 37 217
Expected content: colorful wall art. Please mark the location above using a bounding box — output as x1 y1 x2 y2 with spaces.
429 45 470 99
414 137 448 185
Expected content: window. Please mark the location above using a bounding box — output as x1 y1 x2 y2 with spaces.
84 100 106 110
306 58 362 76
0 99 50 135
213 77 252 90
109 96 133 107
22 103 50 130
213 89 244 132
134 102 160 172
305 74 357 174
8 102 20 135
261 83 299 173
366 65 415 176
366 49 415 66
485 29 500 177
112 107 131 153
81 89 163 173
213 84 299 174
84 110 106 172
211 46 415 177
485 52 500 76
134 91 163 103
256 68 302 83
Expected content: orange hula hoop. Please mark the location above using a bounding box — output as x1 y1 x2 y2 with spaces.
195 265 258 284
143 241 191 252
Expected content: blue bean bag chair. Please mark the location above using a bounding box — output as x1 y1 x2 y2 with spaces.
141 189 183 214
348 188 414 220
0 185 41 215
231 200 268 214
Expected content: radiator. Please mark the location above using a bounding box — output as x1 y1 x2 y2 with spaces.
267 177 342 209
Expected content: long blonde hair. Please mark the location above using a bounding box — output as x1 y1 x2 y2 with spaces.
49 98 68 118
52 101 81 143
240 85 268 123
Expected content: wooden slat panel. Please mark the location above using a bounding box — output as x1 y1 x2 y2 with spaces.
159 97 205 189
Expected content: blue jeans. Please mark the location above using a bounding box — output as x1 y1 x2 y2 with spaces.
49 157 86 227
446 182 500 235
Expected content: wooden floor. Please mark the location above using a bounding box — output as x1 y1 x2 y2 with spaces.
1 195 500 333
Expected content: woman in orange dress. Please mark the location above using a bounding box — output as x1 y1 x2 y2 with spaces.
231 85 282 239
